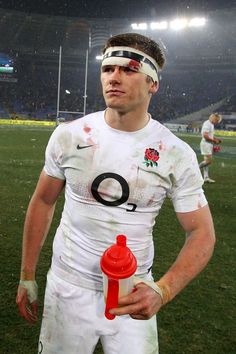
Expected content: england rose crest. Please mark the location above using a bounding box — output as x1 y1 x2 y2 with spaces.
143 148 159 167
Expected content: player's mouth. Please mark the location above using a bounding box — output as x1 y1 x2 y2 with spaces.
106 89 125 97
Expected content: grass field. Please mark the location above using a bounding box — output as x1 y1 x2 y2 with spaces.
0 126 235 354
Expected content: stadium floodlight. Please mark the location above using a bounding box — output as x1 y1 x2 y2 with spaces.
170 18 188 30
131 23 148 30
150 21 168 30
96 55 103 60
188 17 206 27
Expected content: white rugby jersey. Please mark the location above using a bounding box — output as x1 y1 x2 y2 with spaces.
44 110 207 290
201 120 214 142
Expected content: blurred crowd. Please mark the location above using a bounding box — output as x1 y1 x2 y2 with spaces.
0 62 235 123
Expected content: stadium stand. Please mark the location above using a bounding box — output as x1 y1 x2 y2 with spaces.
0 7 235 126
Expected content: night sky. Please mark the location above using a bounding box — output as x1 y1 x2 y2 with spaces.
0 0 235 18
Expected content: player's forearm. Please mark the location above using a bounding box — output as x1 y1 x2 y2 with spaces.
203 133 214 143
156 229 215 303
20 195 56 280
203 133 220 144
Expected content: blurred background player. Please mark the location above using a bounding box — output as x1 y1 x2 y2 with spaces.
199 113 222 183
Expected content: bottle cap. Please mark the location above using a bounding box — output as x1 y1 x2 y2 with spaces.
101 235 137 279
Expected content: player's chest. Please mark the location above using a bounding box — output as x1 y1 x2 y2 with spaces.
62 138 173 193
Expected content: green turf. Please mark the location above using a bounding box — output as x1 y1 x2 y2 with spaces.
0 126 235 353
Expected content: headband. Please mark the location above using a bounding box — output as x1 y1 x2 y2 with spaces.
102 46 159 82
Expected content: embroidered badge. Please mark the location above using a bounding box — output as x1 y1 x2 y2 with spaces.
143 148 159 167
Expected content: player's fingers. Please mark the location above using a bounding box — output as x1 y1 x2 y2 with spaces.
31 301 38 319
118 283 145 306
16 288 37 324
26 304 38 324
110 302 152 319
110 291 146 316
16 288 30 319
109 303 140 316
130 314 148 320
118 293 137 306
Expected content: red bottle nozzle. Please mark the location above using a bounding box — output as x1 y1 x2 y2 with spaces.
116 234 126 246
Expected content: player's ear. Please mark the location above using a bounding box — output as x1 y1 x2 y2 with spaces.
149 81 159 94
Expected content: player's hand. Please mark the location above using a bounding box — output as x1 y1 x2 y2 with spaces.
16 280 38 324
109 282 163 320
214 138 222 144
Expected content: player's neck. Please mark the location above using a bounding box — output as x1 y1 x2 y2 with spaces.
105 108 150 132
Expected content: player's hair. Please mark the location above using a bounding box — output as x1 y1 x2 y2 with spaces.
102 32 165 69
210 113 222 122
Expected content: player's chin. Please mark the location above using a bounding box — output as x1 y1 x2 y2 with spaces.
105 96 125 105
106 102 126 111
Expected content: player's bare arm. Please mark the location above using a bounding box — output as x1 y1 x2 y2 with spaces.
110 204 215 320
157 204 215 302
16 170 65 323
203 132 221 144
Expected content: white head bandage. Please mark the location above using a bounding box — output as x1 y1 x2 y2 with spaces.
102 46 159 82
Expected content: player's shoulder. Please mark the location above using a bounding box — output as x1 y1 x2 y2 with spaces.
202 119 212 128
155 121 195 155
150 119 174 138
152 120 185 142
54 111 104 133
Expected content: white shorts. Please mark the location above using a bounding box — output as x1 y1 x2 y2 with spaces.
38 269 159 354
200 141 213 156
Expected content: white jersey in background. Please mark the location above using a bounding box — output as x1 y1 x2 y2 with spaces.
200 119 214 155
201 120 214 142
44 110 207 291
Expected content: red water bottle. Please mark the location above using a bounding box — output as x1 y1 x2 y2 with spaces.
100 235 137 320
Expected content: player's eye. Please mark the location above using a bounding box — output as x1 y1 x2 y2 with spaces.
123 67 135 73
101 66 114 73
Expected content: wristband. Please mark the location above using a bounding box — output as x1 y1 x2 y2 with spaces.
19 280 38 303
134 277 171 305
156 281 171 305
134 277 164 302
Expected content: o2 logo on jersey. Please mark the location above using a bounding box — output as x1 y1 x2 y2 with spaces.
91 172 137 212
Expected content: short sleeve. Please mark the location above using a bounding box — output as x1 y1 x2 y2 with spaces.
201 120 212 135
168 145 208 212
43 126 66 180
